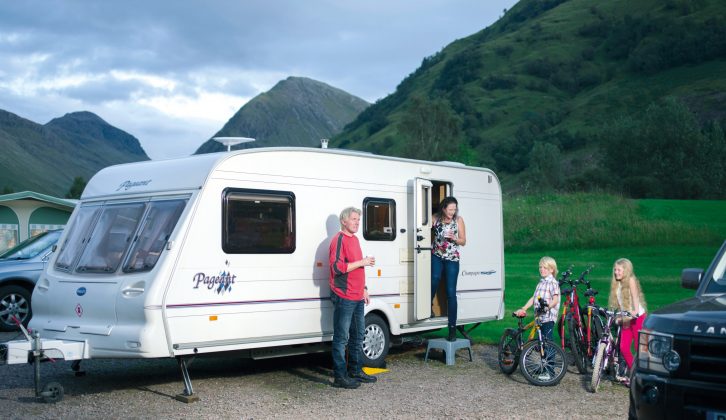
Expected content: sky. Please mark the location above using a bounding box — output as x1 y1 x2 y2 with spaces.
0 0 517 160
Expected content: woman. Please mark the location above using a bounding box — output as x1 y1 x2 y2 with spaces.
431 196 466 341
608 258 647 383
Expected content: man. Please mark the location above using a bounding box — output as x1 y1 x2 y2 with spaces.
329 206 378 389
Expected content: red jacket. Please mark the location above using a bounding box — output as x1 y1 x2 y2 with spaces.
329 232 365 301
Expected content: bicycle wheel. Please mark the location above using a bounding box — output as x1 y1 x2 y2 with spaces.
498 328 520 374
519 339 567 386
588 314 605 357
590 341 607 393
568 321 588 374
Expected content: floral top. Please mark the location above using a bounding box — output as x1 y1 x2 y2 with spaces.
432 217 460 261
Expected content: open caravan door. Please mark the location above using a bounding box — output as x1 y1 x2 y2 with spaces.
413 178 433 320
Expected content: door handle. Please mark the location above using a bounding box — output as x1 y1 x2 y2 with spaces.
415 245 432 254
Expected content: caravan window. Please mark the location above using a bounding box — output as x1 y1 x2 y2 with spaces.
76 203 146 273
123 199 187 273
223 189 295 254
55 205 101 271
363 198 396 241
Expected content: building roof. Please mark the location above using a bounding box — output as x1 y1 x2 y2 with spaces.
0 191 77 209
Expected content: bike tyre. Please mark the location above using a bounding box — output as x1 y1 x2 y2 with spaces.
497 328 520 374
589 314 605 356
590 341 607 393
569 321 588 374
519 340 567 386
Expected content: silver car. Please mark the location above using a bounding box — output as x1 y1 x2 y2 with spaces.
0 230 62 331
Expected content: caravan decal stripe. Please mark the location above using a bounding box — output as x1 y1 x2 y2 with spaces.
167 296 329 308
166 289 500 309
458 288 502 293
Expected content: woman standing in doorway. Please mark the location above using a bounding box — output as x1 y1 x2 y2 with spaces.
431 196 467 341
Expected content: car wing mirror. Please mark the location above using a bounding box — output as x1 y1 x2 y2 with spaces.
681 268 703 290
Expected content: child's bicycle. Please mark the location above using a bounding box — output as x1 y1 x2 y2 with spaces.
497 298 567 386
589 307 632 392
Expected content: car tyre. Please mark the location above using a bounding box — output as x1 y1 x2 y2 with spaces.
0 285 32 332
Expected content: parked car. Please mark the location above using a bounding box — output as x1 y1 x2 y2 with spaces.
629 239 726 419
0 229 62 331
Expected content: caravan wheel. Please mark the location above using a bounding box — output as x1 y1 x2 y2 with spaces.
362 313 390 368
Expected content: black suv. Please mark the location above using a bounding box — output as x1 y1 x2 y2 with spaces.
0 230 62 331
630 240 726 419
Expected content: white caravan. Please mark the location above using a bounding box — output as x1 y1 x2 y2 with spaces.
2 147 504 401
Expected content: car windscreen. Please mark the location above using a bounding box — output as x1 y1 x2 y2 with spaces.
705 247 726 294
0 229 62 260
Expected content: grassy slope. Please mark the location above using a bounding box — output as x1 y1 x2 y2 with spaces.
427 195 726 343
335 0 726 189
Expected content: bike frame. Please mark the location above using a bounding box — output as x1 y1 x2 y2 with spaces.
597 308 628 378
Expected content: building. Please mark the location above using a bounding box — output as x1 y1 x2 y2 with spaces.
0 191 76 252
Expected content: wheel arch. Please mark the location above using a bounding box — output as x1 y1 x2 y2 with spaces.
0 277 36 293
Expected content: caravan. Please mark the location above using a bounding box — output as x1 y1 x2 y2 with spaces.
2 147 504 400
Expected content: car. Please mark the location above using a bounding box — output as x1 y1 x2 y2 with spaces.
0 229 63 332
629 239 726 419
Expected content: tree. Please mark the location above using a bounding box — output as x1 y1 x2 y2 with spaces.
523 141 563 191
397 95 463 161
66 177 87 199
602 97 726 198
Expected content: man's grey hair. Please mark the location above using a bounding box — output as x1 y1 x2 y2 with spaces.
339 206 362 228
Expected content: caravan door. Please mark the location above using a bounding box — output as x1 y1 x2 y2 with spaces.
413 178 433 320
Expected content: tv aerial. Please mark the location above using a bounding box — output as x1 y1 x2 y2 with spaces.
213 136 255 152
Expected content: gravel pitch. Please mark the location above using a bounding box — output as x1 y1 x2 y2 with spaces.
0 332 629 419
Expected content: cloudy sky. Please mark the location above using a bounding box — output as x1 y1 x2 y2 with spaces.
0 0 517 159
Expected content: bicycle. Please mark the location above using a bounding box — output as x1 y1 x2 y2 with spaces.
557 266 589 373
590 307 632 393
498 298 567 386
558 265 604 374
581 274 605 364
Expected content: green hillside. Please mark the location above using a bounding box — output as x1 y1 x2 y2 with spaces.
333 0 726 198
0 111 149 196
195 76 369 153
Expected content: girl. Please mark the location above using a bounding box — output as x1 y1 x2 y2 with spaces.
431 196 466 341
609 258 647 382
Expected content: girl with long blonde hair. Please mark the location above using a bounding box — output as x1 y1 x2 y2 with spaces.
608 258 647 380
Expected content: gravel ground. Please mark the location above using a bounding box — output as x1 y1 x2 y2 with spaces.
0 331 629 419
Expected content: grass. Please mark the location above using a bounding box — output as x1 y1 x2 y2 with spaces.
467 245 717 344
426 193 726 344
503 193 725 251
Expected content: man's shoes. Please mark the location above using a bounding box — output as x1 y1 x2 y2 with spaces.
332 376 361 389
447 326 457 342
349 370 377 383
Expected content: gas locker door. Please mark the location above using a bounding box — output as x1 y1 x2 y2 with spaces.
414 178 433 320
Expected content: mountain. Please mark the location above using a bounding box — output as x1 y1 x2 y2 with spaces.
0 110 149 196
195 76 369 153
333 0 726 198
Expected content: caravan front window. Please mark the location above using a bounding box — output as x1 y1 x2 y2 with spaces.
124 199 187 273
76 203 146 273
223 189 295 254
55 206 101 271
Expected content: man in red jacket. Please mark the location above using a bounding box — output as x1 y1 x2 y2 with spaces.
329 206 377 389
